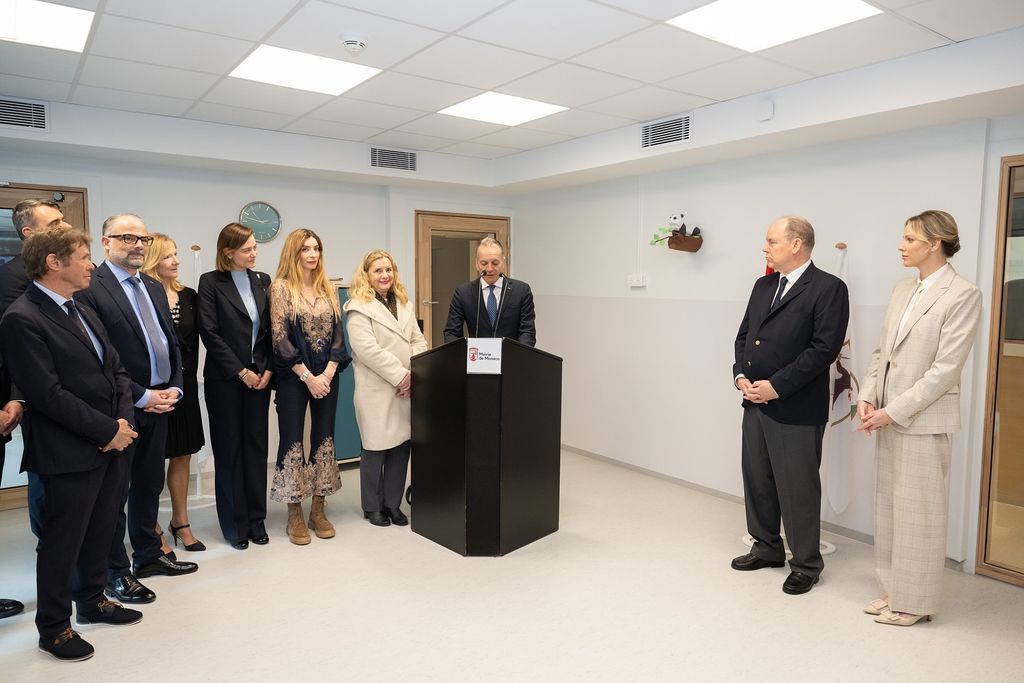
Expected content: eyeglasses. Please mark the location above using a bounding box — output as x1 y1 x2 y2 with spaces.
107 234 155 246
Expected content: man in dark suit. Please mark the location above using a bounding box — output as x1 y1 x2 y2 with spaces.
1 226 142 661
731 216 849 595
0 329 26 620
76 213 197 604
443 237 536 347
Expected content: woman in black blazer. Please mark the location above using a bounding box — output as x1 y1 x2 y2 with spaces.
197 223 273 550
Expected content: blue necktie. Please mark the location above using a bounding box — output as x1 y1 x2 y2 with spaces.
486 284 498 328
127 276 172 382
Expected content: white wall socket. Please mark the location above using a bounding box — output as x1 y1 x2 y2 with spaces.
627 272 647 288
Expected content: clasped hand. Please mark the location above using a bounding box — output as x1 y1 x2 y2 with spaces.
737 378 778 403
306 373 332 400
856 400 893 435
396 371 411 399
102 417 138 452
0 400 23 436
143 389 180 414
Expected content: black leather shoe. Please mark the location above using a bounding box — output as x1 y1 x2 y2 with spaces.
105 575 156 604
232 539 249 550
249 523 269 545
133 555 198 578
39 628 94 662
731 552 786 571
76 599 143 626
783 571 820 595
164 550 177 562
385 507 408 526
0 598 24 619
364 511 391 527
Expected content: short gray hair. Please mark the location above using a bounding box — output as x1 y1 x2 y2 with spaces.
783 216 815 251
12 199 61 239
102 213 145 235
478 236 504 254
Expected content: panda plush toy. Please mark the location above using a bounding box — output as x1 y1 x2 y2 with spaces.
669 213 701 237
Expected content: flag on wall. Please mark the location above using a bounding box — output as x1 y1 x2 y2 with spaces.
823 246 858 515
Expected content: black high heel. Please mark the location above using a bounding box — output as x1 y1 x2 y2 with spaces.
168 522 207 552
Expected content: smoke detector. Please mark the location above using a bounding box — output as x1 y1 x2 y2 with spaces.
340 32 367 55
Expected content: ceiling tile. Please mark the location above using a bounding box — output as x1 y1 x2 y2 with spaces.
79 56 218 100
70 85 193 116
394 36 554 89
103 0 300 41
760 13 949 76
89 15 254 73
583 86 712 121
518 108 633 136
437 141 521 158
45 0 100 8
344 72 481 112
659 55 812 101
186 102 296 130
594 0 714 21
309 98 426 128
396 114 505 141
870 0 936 8
266 1 444 69
366 130 458 151
472 127 571 150
203 79 333 116
0 43 81 81
283 118 383 141
0 74 72 102
897 0 1024 42
571 23 745 83
459 0 651 60
321 0 507 32
499 64 642 108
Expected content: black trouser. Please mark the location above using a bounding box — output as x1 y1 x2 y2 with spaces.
205 375 270 543
360 441 410 512
273 372 339 502
740 406 825 577
108 407 168 579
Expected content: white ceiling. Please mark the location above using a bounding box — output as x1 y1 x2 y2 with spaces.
2 0 1024 161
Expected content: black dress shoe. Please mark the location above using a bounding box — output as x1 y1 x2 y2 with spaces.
133 555 199 578
76 599 143 626
249 524 269 545
364 510 391 527
105 575 156 604
385 507 408 526
164 550 177 562
39 628 94 662
0 598 24 619
232 539 249 550
783 571 820 595
731 552 786 571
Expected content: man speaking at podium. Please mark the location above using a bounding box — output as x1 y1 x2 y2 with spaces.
443 237 536 347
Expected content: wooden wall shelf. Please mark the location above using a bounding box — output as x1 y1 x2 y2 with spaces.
667 235 703 252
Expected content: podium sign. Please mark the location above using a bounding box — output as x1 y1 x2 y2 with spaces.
466 337 502 374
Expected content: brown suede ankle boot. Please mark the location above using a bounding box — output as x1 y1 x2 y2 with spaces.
308 495 336 539
287 502 311 545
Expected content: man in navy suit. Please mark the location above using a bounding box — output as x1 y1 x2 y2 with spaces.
0 325 26 621
731 216 849 595
1 227 141 661
76 213 197 604
443 237 536 347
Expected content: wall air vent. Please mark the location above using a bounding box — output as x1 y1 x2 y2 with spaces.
0 98 48 131
641 115 690 148
371 147 417 171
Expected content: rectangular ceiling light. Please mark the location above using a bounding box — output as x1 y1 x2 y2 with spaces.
439 92 567 127
667 0 881 52
0 0 94 53
230 45 381 96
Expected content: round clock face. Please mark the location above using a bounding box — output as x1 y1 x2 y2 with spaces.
239 201 281 242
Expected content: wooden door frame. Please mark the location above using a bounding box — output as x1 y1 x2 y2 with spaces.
976 153 1024 587
415 211 511 347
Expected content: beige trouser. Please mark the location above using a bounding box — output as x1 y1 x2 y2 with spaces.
874 427 952 616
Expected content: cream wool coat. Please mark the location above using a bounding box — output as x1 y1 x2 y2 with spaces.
343 295 427 451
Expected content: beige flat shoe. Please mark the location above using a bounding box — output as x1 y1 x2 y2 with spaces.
863 598 888 615
874 609 932 626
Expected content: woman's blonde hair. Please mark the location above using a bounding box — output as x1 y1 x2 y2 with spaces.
905 210 961 258
141 233 184 292
273 228 340 317
350 249 409 305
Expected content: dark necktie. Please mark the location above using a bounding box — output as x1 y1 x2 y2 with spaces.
64 300 90 340
770 276 788 311
486 285 498 327
127 276 172 382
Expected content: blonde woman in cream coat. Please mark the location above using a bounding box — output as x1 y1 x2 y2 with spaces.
344 250 427 528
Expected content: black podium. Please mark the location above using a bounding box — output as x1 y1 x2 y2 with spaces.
410 338 562 556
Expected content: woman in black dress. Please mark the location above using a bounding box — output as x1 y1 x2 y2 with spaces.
142 234 206 551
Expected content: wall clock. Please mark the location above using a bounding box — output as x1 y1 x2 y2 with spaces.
239 201 281 242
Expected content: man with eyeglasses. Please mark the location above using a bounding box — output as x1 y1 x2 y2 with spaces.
76 214 198 607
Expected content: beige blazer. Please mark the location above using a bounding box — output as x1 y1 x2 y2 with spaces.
343 295 428 450
859 265 982 434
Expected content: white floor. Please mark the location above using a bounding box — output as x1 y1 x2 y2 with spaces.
1 451 1022 682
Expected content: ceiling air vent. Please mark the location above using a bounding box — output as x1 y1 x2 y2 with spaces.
371 147 417 171
0 98 48 130
641 115 690 148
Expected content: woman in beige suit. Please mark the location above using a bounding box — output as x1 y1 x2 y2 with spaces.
344 250 427 527
857 210 982 626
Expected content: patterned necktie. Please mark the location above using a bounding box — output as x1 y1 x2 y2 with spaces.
486 284 498 327
127 276 172 382
770 276 788 311
64 300 89 340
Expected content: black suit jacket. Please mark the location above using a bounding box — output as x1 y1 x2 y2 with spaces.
0 254 29 321
75 261 183 403
443 276 536 347
733 262 849 425
196 269 272 381
0 284 134 474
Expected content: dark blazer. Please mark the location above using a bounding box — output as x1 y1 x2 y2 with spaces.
0 284 134 474
733 262 849 425
443 276 536 347
197 269 272 381
175 286 200 376
75 261 183 403
0 254 29 321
